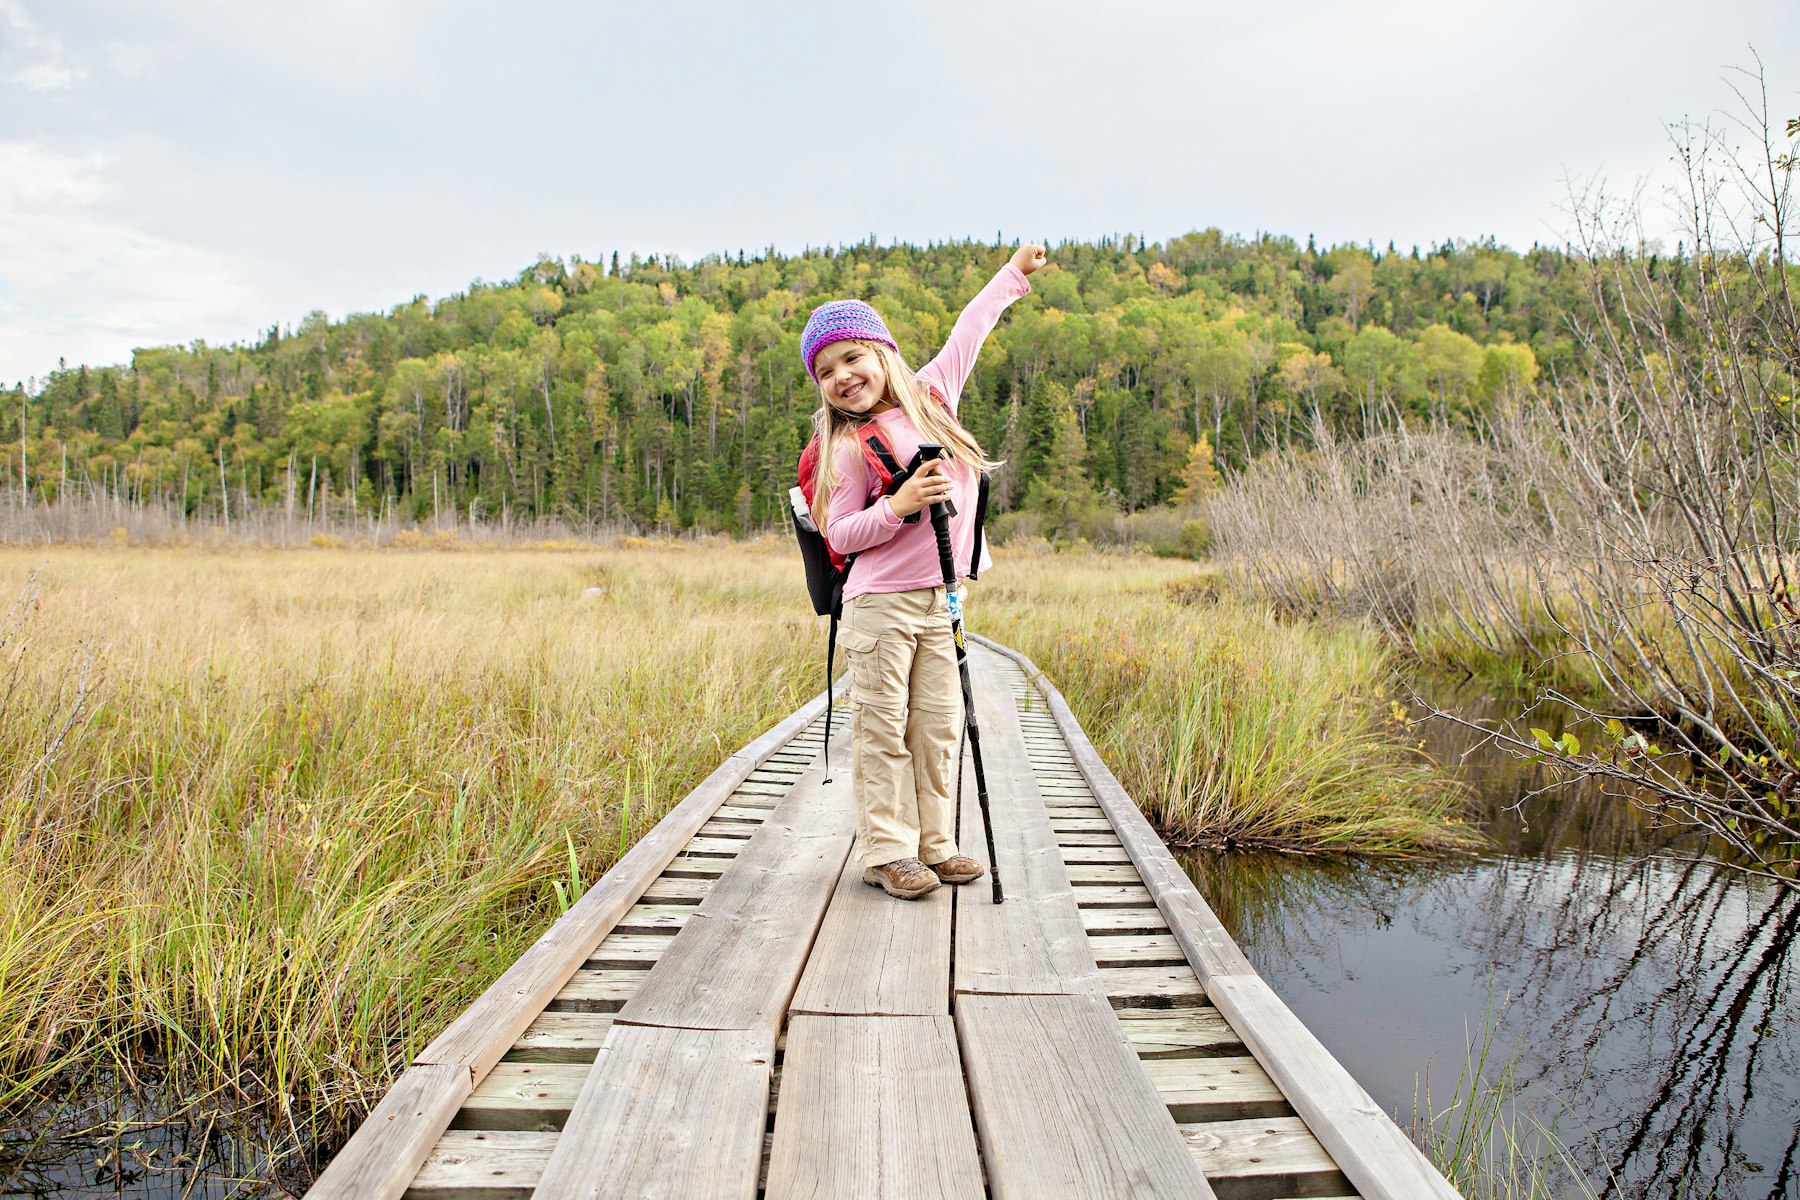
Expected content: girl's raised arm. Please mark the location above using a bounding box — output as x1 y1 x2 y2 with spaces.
917 244 1047 412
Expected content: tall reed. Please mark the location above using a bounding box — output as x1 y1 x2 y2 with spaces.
978 552 1476 853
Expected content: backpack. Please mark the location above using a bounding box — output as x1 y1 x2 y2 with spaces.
786 405 990 775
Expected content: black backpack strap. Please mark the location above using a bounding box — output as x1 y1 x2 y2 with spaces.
822 551 856 781
969 470 991 580
864 434 926 525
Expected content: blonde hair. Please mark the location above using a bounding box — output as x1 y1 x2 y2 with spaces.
809 340 1001 532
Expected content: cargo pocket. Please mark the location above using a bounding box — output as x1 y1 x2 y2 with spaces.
839 626 903 708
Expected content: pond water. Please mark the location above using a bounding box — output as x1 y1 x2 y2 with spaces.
1181 684 1800 1200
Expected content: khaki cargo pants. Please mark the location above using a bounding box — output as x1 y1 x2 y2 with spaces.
838 586 963 868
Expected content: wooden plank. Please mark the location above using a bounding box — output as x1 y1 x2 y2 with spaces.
764 1015 983 1199
683 835 749 856
955 991 1215 1199
546 968 647 1012
612 903 695 933
640 876 712 903
1067 863 1144 884
953 647 1100 997
309 1063 472 1200
1178 1118 1354 1200
506 1012 615 1063
530 1025 773 1200
1072 884 1157 907
698 819 757 839
662 855 730 877
1116 1008 1245 1059
455 1062 585 1130
407 1129 554 1199
1101 965 1211 1009
614 761 854 1033
789 835 952 1017
586 932 675 966
1080 906 1171 934
1061 845 1134 864
1085 932 1188 967
1206 975 1460 1200
409 681 843 1085
1058 830 1126 847
1143 1056 1289 1122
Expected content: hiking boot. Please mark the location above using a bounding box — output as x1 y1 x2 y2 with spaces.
862 857 942 900
925 854 985 885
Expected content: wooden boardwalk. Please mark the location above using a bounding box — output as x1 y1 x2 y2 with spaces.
311 639 1460 1200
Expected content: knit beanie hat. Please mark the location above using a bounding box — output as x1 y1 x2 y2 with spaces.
800 300 897 380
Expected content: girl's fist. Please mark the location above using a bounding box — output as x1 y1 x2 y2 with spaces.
1011 243 1048 277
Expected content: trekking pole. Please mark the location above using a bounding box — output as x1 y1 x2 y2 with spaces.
916 445 1003 904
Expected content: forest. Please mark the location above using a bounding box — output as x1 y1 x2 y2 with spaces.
1 229 1582 538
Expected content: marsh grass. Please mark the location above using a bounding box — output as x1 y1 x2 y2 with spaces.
978 553 1476 854
1414 1008 1605 1200
0 541 819 1151
0 540 1474 1181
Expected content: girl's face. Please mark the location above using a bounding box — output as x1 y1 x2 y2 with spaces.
813 340 891 416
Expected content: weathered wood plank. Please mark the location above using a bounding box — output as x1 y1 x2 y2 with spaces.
586 932 676 965
408 684 841 1088
1207 975 1459 1200
1067 863 1145 884
407 1129 554 1199
1178 1117 1354 1200
454 1062 585 1130
1060 845 1134 864
309 1064 472 1200
1100 965 1211 1009
529 1025 773 1200
764 1016 983 1199
956 991 1216 1199
612 903 695 933
1115 1008 1246 1059
789 833 951 1017
639 876 713 903
953 648 1100 997
1085 932 1188 967
505 1013 616 1063
613 761 854 1033
1058 830 1127 847
661 855 730 877
546 968 647 1013
1080 906 1172 934
697 819 758 839
1143 1056 1290 1122
1071 883 1157 907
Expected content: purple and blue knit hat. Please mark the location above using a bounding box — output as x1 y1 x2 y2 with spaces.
800 300 896 380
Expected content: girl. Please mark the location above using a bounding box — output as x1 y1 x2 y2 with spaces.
804 243 1047 899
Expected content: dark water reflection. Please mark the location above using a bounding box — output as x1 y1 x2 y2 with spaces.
1182 682 1800 1200
0 1077 297 1198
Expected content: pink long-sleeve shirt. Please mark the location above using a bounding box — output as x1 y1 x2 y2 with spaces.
825 263 1031 603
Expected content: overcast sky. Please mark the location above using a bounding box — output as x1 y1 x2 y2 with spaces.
2 0 1794 387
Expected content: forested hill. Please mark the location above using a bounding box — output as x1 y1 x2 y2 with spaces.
3 231 1588 533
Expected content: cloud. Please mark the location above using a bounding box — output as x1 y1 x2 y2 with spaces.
0 0 84 90
102 38 181 81
0 140 265 385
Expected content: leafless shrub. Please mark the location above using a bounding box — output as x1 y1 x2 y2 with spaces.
1212 62 1800 884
